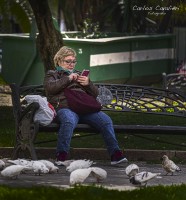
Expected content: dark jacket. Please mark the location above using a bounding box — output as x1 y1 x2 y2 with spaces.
43 70 99 110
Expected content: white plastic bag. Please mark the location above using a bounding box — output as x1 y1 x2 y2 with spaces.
25 95 56 126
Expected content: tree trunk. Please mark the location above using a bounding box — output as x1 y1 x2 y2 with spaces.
28 0 64 72
157 10 172 33
157 0 175 33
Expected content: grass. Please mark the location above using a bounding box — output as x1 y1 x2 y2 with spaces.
0 184 186 200
0 75 7 85
1 105 186 151
0 106 15 147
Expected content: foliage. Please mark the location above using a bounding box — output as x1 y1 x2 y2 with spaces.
1 0 186 35
1 184 186 200
80 18 108 39
0 75 7 85
0 0 33 33
62 18 108 39
0 106 15 147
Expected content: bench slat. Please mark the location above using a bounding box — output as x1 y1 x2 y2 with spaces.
39 123 186 134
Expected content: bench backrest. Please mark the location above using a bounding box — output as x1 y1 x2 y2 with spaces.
10 83 186 120
97 83 186 117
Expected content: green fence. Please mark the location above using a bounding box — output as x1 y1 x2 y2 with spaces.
0 33 175 86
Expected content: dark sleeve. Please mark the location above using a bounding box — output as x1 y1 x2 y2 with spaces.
43 70 71 95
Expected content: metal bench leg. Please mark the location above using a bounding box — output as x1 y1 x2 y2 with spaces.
12 114 38 160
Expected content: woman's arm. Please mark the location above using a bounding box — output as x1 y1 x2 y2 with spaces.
44 70 71 95
77 75 99 97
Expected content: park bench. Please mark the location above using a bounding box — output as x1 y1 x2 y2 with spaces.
10 83 186 160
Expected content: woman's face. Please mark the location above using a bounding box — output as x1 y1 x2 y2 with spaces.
59 55 77 72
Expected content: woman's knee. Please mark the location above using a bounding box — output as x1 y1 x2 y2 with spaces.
99 111 113 124
57 108 78 125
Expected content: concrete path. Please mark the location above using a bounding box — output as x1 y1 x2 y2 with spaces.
0 160 185 191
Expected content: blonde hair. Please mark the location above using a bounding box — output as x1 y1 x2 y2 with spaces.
54 46 76 67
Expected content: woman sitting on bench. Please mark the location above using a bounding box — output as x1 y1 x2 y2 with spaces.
43 46 128 165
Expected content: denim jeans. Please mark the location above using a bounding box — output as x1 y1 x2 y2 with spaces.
56 108 121 156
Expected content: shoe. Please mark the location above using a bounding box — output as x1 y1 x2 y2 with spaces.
111 150 128 165
56 151 68 162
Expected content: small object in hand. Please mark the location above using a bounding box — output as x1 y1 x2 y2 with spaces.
81 70 90 76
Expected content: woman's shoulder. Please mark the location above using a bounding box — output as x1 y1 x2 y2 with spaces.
46 69 64 76
45 70 61 79
46 69 57 74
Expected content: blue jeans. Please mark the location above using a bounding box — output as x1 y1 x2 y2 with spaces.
56 108 121 156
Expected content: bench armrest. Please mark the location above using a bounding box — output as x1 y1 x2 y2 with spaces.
19 102 40 122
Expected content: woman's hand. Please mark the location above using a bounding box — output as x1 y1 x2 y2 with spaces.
69 73 79 81
77 75 89 86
